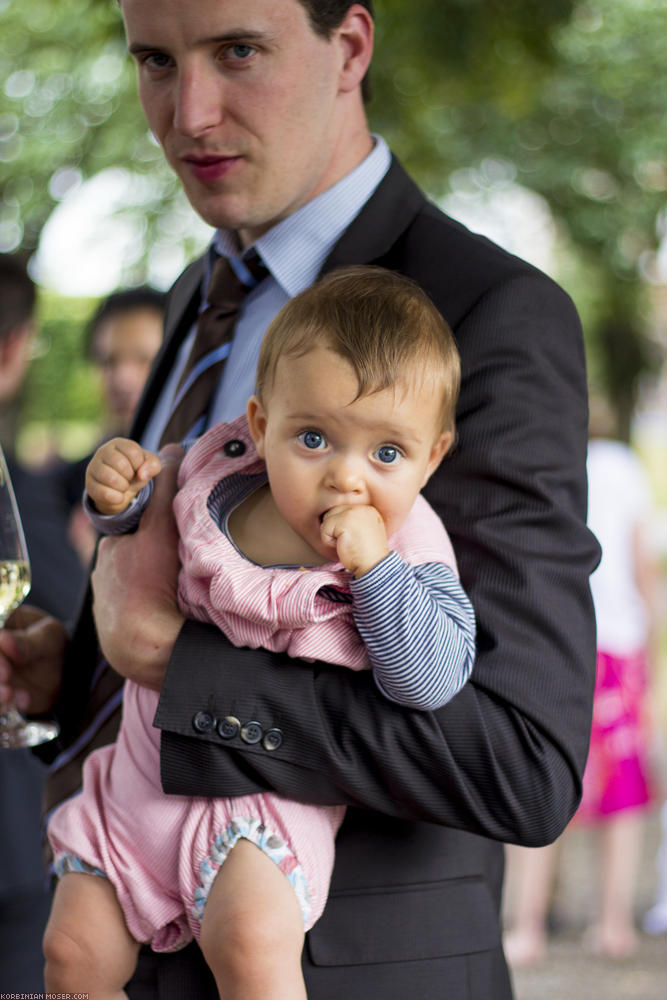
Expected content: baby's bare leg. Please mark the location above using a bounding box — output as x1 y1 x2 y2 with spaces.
200 838 307 1000
43 872 140 999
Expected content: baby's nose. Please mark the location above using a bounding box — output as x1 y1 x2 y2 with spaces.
326 456 364 494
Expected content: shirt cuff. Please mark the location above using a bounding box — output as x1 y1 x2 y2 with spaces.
83 480 153 535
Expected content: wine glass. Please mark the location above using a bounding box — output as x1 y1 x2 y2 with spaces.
0 446 59 748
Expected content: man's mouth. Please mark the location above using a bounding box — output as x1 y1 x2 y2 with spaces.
182 154 242 183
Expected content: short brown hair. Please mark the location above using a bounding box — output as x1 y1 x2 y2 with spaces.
256 266 460 436
297 0 373 35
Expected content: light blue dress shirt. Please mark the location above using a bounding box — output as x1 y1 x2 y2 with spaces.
141 136 391 453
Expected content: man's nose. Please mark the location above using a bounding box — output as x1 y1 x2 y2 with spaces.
173 64 225 136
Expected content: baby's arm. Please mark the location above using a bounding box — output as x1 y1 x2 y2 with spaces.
321 503 475 709
350 554 476 710
86 437 162 516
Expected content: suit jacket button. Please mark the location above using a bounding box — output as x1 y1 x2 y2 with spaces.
263 728 283 751
240 721 263 744
192 711 215 734
218 716 241 740
223 439 246 458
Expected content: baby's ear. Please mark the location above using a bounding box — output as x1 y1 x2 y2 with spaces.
422 430 454 486
246 395 268 458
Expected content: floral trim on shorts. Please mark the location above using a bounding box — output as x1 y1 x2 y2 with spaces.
53 853 107 879
193 816 311 927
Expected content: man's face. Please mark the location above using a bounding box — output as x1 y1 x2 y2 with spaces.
94 308 163 433
121 0 372 245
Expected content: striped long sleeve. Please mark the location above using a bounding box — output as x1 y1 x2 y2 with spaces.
349 551 476 710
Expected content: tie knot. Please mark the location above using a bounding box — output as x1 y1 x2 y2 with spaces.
206 252 268 311
241 248 269 285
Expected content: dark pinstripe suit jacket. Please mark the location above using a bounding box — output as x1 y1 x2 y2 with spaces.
53 157 600 999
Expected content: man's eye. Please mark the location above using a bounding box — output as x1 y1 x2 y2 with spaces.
375 445 400 464
227 43 256 61
143 52 172 71
298 430 326 450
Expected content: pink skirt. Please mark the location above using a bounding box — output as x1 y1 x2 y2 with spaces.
577 649 653 823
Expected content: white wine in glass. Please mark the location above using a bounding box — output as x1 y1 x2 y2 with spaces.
0 446 59 748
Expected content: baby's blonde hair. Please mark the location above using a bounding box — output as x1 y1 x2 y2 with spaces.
256 266 460 436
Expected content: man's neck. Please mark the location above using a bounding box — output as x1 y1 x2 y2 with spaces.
236 116 373 249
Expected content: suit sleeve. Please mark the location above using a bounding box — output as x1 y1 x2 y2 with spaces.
154 271 599 848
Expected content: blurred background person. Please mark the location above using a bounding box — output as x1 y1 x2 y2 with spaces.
62 286 165 568
0 253 86 990
0 255 86 623
503 396 660 966
86 286 166 439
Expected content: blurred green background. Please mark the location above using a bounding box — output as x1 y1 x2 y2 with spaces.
1 0 665 504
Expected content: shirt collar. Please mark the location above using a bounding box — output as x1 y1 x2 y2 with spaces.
212 135 391 298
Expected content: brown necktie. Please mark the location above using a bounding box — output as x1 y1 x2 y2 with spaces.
159 252 267 445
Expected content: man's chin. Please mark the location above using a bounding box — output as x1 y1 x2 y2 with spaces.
179 182 249 232
180 184 279 242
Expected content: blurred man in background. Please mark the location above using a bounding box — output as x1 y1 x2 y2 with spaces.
0 254 85 626
86 287 166 438
64 287 166 567
0 253 85 990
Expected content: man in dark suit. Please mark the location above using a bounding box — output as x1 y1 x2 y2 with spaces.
0 2 599 997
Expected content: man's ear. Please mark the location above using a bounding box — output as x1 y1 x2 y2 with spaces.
335 4 374 94
246 395 268 459
422 430 454 486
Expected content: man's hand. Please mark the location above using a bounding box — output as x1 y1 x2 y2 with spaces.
320 504 389 578
86 437 162 516
91 444 185 691
0 605 67 715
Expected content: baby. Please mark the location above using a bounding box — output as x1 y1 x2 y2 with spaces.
44 266 476 1000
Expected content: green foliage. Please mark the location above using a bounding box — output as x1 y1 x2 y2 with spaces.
0 0 182 260
18 292 104 461
371 0 574 179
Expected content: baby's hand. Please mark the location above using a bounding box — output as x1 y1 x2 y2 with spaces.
86 437 162 516
320 505 389 578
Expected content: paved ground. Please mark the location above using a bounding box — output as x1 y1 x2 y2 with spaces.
509 808 667 1000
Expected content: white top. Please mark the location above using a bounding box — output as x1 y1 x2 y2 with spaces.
587 438 652 653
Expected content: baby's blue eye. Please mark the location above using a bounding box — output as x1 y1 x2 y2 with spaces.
299 430 326 450
375 445 399 464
